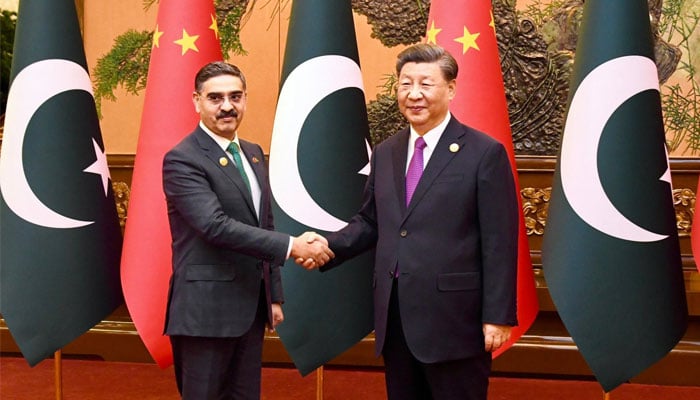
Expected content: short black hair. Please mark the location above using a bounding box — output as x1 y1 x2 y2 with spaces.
194 61 247 92
396 43 458 82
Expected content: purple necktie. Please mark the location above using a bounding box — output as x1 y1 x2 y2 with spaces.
405 137 426 205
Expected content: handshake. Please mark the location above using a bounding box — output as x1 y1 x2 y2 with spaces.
290 232 334 270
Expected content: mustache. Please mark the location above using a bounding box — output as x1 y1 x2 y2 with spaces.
217 110 238 119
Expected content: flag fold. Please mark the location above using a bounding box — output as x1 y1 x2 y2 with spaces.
120 0 223 367
270 0 375 376
542 0 688 391
425 0 539 357
0 0 122 366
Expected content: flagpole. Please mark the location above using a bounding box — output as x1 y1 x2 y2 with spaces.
316 366 324 400
54 350 63 400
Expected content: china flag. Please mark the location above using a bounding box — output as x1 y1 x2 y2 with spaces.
120 0 223 367
426 0 539 356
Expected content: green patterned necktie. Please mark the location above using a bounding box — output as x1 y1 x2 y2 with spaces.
227 141 251 194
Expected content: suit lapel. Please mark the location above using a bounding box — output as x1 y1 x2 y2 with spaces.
240 140 266 226
405 117 466 215
194 129 258 220
391 129 410 213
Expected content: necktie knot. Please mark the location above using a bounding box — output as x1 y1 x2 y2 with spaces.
227 141 241 155
415 137 427 151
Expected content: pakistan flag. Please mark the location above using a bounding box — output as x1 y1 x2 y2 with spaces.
269 0 374 375
0 0 122 366
542 0 687 392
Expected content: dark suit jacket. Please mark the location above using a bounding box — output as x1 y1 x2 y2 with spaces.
325 116 518 363
162 126 290 338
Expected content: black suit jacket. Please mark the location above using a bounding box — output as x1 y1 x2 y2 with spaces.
162 127 290 338
325 116 518 363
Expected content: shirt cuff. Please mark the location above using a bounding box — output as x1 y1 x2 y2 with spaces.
286 236 293 260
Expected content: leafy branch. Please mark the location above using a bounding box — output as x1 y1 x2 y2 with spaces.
659 0 700 154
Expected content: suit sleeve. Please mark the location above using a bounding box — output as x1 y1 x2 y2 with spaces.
253 143 285 304
478 142 519 326
163 145 290 267
321 151 379 271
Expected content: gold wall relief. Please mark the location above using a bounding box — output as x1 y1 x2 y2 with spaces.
674 188 696 237
112 181 130 229
520 187 696 237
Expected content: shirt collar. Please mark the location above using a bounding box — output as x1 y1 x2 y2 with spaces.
409 112 451 149
199 121 240 152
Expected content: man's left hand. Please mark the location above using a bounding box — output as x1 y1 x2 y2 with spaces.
483 323 512 352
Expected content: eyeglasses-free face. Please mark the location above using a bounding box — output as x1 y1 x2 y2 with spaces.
396 61 456 135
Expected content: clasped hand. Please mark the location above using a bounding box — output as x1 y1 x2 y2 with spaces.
290 232 333 269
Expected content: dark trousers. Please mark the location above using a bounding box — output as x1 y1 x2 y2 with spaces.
170 288 267 400
382 280 491 400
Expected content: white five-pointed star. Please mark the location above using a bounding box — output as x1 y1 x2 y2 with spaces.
83 138 111 196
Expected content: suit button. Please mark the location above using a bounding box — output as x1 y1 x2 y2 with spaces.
400 230 408 237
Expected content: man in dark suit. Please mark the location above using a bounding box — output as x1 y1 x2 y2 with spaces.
306 44 519 400
163 61 333 400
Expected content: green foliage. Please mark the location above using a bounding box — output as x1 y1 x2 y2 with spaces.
217 0 247 57
366 74 407 146
93 30 152 116
1 9 17 116
516 0 568 27
659 0 700 154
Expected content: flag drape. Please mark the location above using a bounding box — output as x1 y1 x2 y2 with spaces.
542 0 687 391
120 0 223 367
269 0 375 376
0 0 122 366
425 0 539 357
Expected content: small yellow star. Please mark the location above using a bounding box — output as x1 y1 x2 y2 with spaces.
426 20 442 45
152 24 164 48
174 29 200 55
489 11 496 33
454 26 480 54
209 14 219 39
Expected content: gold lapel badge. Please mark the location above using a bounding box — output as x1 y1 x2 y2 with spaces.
219 157 229 166
449 143 460 153
252 156 260 164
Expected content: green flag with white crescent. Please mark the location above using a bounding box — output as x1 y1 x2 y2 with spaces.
542 0 687 391
269 0 374 375
0 0 123 366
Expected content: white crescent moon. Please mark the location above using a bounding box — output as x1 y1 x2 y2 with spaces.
560 55 666 242
269 55 371 232
0 59 94 228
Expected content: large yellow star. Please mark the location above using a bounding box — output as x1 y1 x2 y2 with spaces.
454 26 480 54
152 24 164 48
174 29 199 55
209 14 219 39
426 20 442 45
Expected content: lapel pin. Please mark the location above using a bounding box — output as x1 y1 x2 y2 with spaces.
219 157 229 166
449 143 459 153
252 156 260 164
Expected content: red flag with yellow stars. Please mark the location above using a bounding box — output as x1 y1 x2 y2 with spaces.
426 0 539 357
120 0 223 367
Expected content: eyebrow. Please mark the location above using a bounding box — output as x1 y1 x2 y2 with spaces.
206 90 244 96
